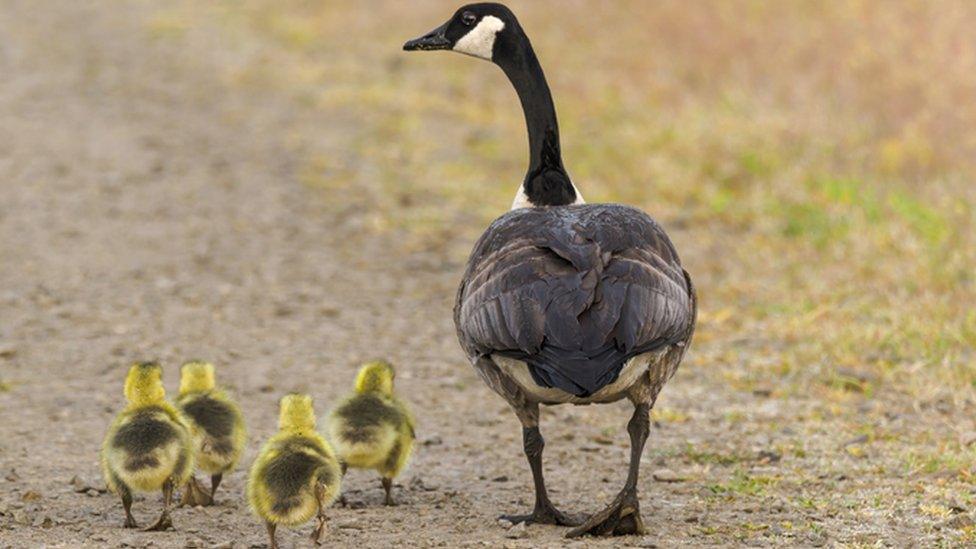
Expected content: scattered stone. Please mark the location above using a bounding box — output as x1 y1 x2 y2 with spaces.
70 475 102 493
38 516 54 528
497 518 513 529
21 490 42 502
86 489 100 497
492 475 509 482
505 521 527 539
842 434 868 447
6 469 20 482
210 542 234 549
944 513 975 530
184 539 206 548
652 469 687 483
423 436 443 446
592 435 614 446
0 343 17 358
960 432 976 447
338 519 364 530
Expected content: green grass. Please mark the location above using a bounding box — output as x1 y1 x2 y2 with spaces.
145 2 976 544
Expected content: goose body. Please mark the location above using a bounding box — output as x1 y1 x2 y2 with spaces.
405 2 697 537
456 204 694 401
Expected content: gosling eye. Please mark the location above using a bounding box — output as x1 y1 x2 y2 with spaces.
461 11 477 26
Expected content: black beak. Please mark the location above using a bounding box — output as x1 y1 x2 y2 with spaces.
403 22 451 51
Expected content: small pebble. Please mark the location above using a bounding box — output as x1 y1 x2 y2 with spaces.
505 521 527 539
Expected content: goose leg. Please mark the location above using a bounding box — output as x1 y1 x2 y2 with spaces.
567 401 651 538
500 402 578 526
145 478 175 531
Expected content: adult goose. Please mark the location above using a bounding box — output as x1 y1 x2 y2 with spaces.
404 3 696 537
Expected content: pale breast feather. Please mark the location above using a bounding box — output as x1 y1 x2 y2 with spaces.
454 204 695 397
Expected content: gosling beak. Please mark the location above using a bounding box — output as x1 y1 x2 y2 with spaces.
403 22 451 51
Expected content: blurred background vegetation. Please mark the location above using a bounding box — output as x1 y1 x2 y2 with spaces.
152 0 976 401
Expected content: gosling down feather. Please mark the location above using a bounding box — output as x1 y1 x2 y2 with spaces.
327 360 415 506
404 3 697 537
175 360 246 506
247 394 341 549
101 362 194 531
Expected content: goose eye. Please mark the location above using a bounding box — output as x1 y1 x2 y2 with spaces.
461 11 477 26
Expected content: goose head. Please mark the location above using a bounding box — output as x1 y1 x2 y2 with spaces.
403 3 515 62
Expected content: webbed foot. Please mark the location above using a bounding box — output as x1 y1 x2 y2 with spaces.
501 501 579 526
143 512 173 532
566 487 645 537
179 477 213 507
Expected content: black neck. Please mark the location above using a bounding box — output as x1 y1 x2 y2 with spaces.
496 30 576 207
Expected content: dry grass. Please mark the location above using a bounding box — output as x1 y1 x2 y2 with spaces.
151 0 976 543
180 0 976 396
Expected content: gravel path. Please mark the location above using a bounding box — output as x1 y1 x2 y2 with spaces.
0 2 964 547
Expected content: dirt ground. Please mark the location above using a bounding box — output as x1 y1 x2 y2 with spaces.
1 1 974 548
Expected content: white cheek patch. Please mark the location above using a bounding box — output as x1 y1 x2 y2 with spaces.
453 15 505 60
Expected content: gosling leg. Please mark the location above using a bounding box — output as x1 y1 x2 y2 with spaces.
310 482 328 545
145 478 175 531
210 473 223 499
265 521 278 549
120 485 137 528
381 477 395 506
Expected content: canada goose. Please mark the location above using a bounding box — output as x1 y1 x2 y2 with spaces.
247 394 342 549
101 362 195 531
175 360 247 506
404 3 697 537
327 360 415 506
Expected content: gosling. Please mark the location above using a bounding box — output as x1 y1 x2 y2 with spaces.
247 394 341 549
175 360 246 506
101 362 194 531
327 360 415 505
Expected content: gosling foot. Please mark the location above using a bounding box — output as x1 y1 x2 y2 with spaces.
179 477 213 507
143 512 173 532
566 487 645 538
310 515 327 545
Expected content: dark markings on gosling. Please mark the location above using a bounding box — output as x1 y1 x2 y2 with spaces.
113 410 177 454
315 464 334 488
182 395 235 438
124 455 160 471
384 440 402 471
110 471 130 495
212 438 235 456
263 438 329 513
174 448 187 478
334 394 401 431
455 204 696 397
